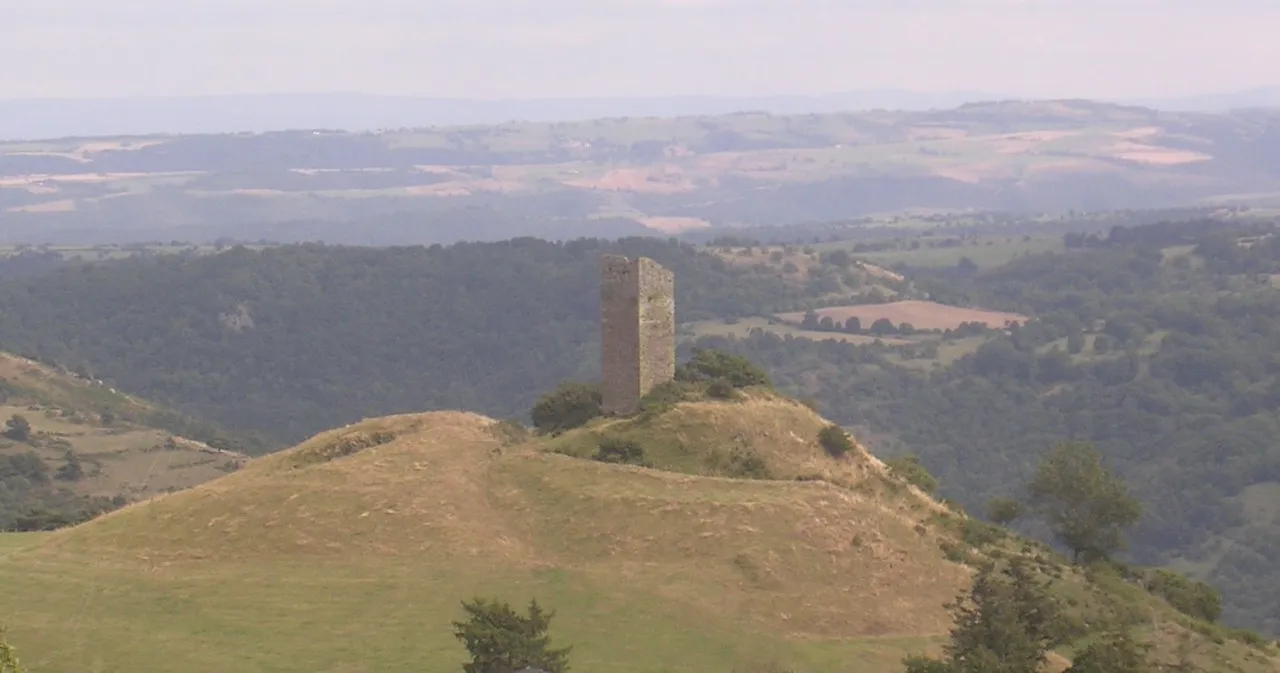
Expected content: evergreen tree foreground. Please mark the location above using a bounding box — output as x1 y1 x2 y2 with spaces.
453 597 572 673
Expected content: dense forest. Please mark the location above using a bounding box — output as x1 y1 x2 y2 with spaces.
0 237 806 443
695 219 1280 634
4 219 1280 634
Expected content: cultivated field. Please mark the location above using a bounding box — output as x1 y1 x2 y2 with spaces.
3 99 1279 244
684 317 913 345
848 235 1066 270
776 300 1027 331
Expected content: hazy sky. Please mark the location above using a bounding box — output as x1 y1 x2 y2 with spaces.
3 0 1278 100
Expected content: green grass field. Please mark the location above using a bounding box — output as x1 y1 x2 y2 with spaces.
852 235 1064 270
883 336 989 370
684 317 908 345
1 399 1274 673
0 404 964 673
2 545 942 673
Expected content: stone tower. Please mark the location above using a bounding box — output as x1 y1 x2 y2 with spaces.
600 254 675 415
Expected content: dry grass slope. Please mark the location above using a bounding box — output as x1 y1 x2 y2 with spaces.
0 397 1277 673
0 404 969 673
0 351 246 502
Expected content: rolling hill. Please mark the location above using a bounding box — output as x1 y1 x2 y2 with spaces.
0 349 260 531
1 390 1274 673
10 221 1280 636
3 100 1280 245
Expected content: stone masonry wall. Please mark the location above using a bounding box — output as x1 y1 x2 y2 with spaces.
635 257 675 400
600 254 675 415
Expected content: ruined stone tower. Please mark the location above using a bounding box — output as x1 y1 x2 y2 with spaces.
600 254 675 416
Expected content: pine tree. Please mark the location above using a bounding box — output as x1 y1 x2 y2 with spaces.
905 559 1059 673
452 597 571 673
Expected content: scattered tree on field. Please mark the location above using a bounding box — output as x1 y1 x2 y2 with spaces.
1026 442 1141 564
453 598 571 673
3 415 30 442
985 497 1024 526
903 559 1060 673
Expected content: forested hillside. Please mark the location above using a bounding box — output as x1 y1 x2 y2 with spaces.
0 350 258 532
0 237 807 443
694 219 1280 634
4 219 1280 634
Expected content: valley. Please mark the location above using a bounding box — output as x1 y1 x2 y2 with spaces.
9 3 1280 671
4 101 1280 246
3 106 1280 673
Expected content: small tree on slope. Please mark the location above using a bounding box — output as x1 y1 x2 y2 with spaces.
1026 442 1141 564
903 559 1060 673
453 598 571 673
530 382 602 435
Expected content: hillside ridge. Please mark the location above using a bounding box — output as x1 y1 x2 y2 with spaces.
4 391 1276 672
0 349 256 532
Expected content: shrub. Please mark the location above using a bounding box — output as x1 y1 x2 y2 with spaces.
3 415 30 442
1 626 25 673
985 497 1024 526
1142 568 1222 623
594 437 647 466
885 455 938 493
54 450 84 482
817 424 853 458
637 380 695 418
938 540 968 565
488 419 531 445
1228 628 1267 648
960 519 1006 548
706 378 736 400
675 348 771 389
725 445 770 479
530 382 602 434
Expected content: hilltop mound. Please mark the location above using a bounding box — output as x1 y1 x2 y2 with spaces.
4 401 974 673
32 404 966 635
3 397 1278 673
544 391 930 500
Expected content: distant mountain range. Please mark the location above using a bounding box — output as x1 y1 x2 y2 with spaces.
2 87 1278 141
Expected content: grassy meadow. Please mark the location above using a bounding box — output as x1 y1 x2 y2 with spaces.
0 403 962 673
2 396 1276 673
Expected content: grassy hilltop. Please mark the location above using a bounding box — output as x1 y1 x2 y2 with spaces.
1 384 1275 673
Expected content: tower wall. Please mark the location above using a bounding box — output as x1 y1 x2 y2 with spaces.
600 255 675 415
